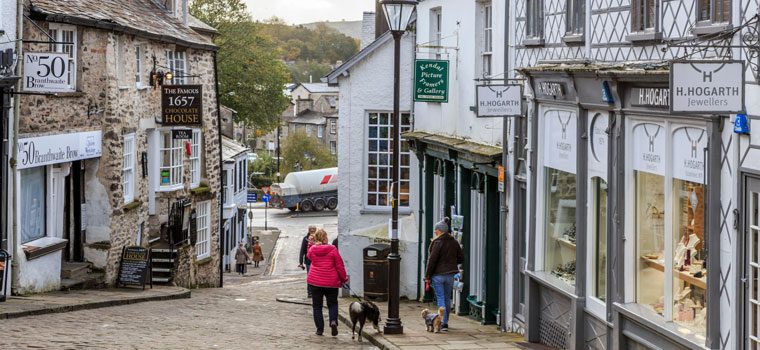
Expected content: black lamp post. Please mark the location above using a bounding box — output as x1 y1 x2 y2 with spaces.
380 0 417 335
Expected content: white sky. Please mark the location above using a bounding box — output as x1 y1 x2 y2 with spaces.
244 0 375 24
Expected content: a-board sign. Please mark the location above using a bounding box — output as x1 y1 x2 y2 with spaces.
117 246 152 289
172 129 193 140
161 85 203 126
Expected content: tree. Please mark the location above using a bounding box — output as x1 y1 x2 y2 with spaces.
191 0 291 133
281 130 336 176
288 60 332 84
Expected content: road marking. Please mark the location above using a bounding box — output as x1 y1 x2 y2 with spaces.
266 234 285 277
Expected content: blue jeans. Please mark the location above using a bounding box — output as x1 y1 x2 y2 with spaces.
431 273 455 325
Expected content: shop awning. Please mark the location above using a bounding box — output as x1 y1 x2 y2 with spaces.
403 131 502 163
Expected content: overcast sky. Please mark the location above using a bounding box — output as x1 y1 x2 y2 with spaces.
244 0 375 24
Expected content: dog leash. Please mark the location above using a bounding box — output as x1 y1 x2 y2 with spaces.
342 283 370 303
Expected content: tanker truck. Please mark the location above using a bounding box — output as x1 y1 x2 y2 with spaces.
270 168 338 212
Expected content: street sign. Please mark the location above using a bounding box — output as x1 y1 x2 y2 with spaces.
670 60 744 114
476 84 522 117
262 194 270 203
161 85 203 126
247 192 257 203
414 59 449 103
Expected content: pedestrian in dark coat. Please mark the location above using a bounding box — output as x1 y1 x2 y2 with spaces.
425 219 464 331
307 229 348 337
234 242 250 275
299 225 317 297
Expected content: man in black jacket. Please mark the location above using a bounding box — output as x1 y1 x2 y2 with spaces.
425 219 464 331
299 225 317 297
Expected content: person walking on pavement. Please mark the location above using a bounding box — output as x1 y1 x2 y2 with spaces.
234 242 250 276
252 241 264 268
425 219 464 332
299 225 317 297
307 229 348 337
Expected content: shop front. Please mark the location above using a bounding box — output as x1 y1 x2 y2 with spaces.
520 65 728 350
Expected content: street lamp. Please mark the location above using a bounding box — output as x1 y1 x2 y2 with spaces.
380 0 417 336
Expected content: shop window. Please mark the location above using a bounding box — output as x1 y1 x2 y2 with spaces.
526 0 544 39
48 23 77 90
166 50 187 85
566 0 585 35
544 167 577 285
159 130 184 190
366 112 412 208
631 122 708 338
697 0 730 23
190 130 201 188
631 0 657 32
123 133 136 203
20 167 46 243
592 177 607 301
195 201 210 259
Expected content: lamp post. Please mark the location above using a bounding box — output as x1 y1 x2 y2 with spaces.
380 0 417 335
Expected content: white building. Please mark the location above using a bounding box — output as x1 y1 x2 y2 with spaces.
221 137 249 272
325 13 420 300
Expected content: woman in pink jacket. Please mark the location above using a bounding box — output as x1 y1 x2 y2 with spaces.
307 229 348 336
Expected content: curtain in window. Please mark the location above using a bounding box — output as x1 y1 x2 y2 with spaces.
21 167 46 243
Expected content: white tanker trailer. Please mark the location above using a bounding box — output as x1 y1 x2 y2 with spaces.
269 168 338 212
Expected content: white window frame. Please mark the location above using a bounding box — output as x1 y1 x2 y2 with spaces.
190 129 201 188
195 201 211 259
526 0 544 39
123 133 136 203
166 50 187 85
330 119 337 134
306 126 312 137
224 168 234 207
631 0 658 32
317 125 324 138
158 129 184 192
430 7 443 59
330 141 337 155
135 44 144 87
364 112 412 209
480 2 493 78
48 23 77 90
697 0 730 23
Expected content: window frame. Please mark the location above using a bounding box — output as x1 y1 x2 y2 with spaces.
317 125 324 138
123 133 136 203
364 112 412 209
525 0 545 41
330 141 337 155
20 167 47 244
586 111 609 318
630 0 658 33
157 129 184 192
565 0 585 36
430 7 443 59
697 0 730 25
135 44 144 87
330 119 337 134
480 2 493 78
166 50 188 85
48 23 77 91
195 201 211 259
190 129 201 188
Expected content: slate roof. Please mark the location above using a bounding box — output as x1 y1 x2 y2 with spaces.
29 0 216 50
299 83 338 94
290 110 326 125
222 136 248 162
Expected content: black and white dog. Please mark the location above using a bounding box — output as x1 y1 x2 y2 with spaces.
349 301 382 342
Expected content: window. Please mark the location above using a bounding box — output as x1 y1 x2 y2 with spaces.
116 35 126 85
697 0 729 23
430 7 442 59
330 119 337 134
159 130 184 190
481 2 493 77
630 122 708 338
566 0 585 35
631 0 657 32
330 141 337 155
587 112 609 313
123 134 136 203
190 130 201 188
526 0 544 39
48 23 76 90
592 178 607 301
166 50 187 85
306 126 312 137
366 112 412 208
224 169 234 206
135 45 143 87
318 125 324 138
195 201 211 259
20 167 46 243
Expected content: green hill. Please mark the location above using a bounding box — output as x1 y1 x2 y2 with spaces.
301 20 362 40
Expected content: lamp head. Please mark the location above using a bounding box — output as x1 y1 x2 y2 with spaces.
164 71 174 81
380 0 418 34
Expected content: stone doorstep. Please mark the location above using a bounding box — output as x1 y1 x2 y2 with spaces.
0 287 190 320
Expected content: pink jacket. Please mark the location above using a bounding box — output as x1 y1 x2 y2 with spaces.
306 244 347 288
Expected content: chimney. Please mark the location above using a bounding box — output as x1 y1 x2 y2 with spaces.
183 0 188 26
375 0 389 39
360 12 376 49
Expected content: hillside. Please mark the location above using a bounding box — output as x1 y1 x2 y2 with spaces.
301 20 362 40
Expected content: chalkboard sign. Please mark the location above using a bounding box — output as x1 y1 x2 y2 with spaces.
117 246 152 289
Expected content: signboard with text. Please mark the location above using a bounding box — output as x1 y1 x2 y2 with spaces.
172 129 193 140
476 84 522 117
670 61 744 114
117 246 151 289
161 85 203 126
23 52 75 93
414 60 449 103
17 131 102 169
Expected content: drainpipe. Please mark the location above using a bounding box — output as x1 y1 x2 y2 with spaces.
10 0 24 293
214 51 224 288
499 0 510 332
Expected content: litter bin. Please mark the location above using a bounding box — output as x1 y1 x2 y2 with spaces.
363 243 390 301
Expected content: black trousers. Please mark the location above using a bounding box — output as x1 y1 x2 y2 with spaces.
309 285 339 332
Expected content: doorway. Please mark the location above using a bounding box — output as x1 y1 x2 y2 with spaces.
63 160 85 262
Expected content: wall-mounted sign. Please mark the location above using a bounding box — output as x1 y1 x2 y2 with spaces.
670 60 744 113
589 113 609 177
414 59 449 103
476 84 522 117
543 110 577 174
672 127 707 184
632 122 666 175
17 131 102 169
23 52 75 93
601 81 614 104
162 85 203 126
632 87 669 108
497 165 505 192
536 81 566 100
172 129 193 140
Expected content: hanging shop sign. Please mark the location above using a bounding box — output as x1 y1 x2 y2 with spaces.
414 59 449 103
476 84 522 117
23 52 75 93
543 110 577 174
670 60 744 114
117 246 152 289
632 122 666 175
172 129 193 140
672 127 707 184
16 130 102 169
161 85 203 126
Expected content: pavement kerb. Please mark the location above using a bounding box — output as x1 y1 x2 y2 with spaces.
0 288 191 320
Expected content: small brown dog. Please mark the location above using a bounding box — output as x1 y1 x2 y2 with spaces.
421 307 445 333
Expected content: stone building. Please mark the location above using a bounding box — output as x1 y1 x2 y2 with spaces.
288 83 339 154
11 0 222 294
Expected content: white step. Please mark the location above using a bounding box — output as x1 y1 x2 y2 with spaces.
152 248 172 253
151 258 174 263
152 267 172 273
152 277 170 283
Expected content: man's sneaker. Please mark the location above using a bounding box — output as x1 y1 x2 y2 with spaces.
441 324 449 331
330 322 339 336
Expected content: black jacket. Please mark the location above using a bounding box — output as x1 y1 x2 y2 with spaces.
299 234 311 265
425 233 464 279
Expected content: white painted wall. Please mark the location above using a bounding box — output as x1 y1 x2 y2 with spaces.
335 32 420 299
